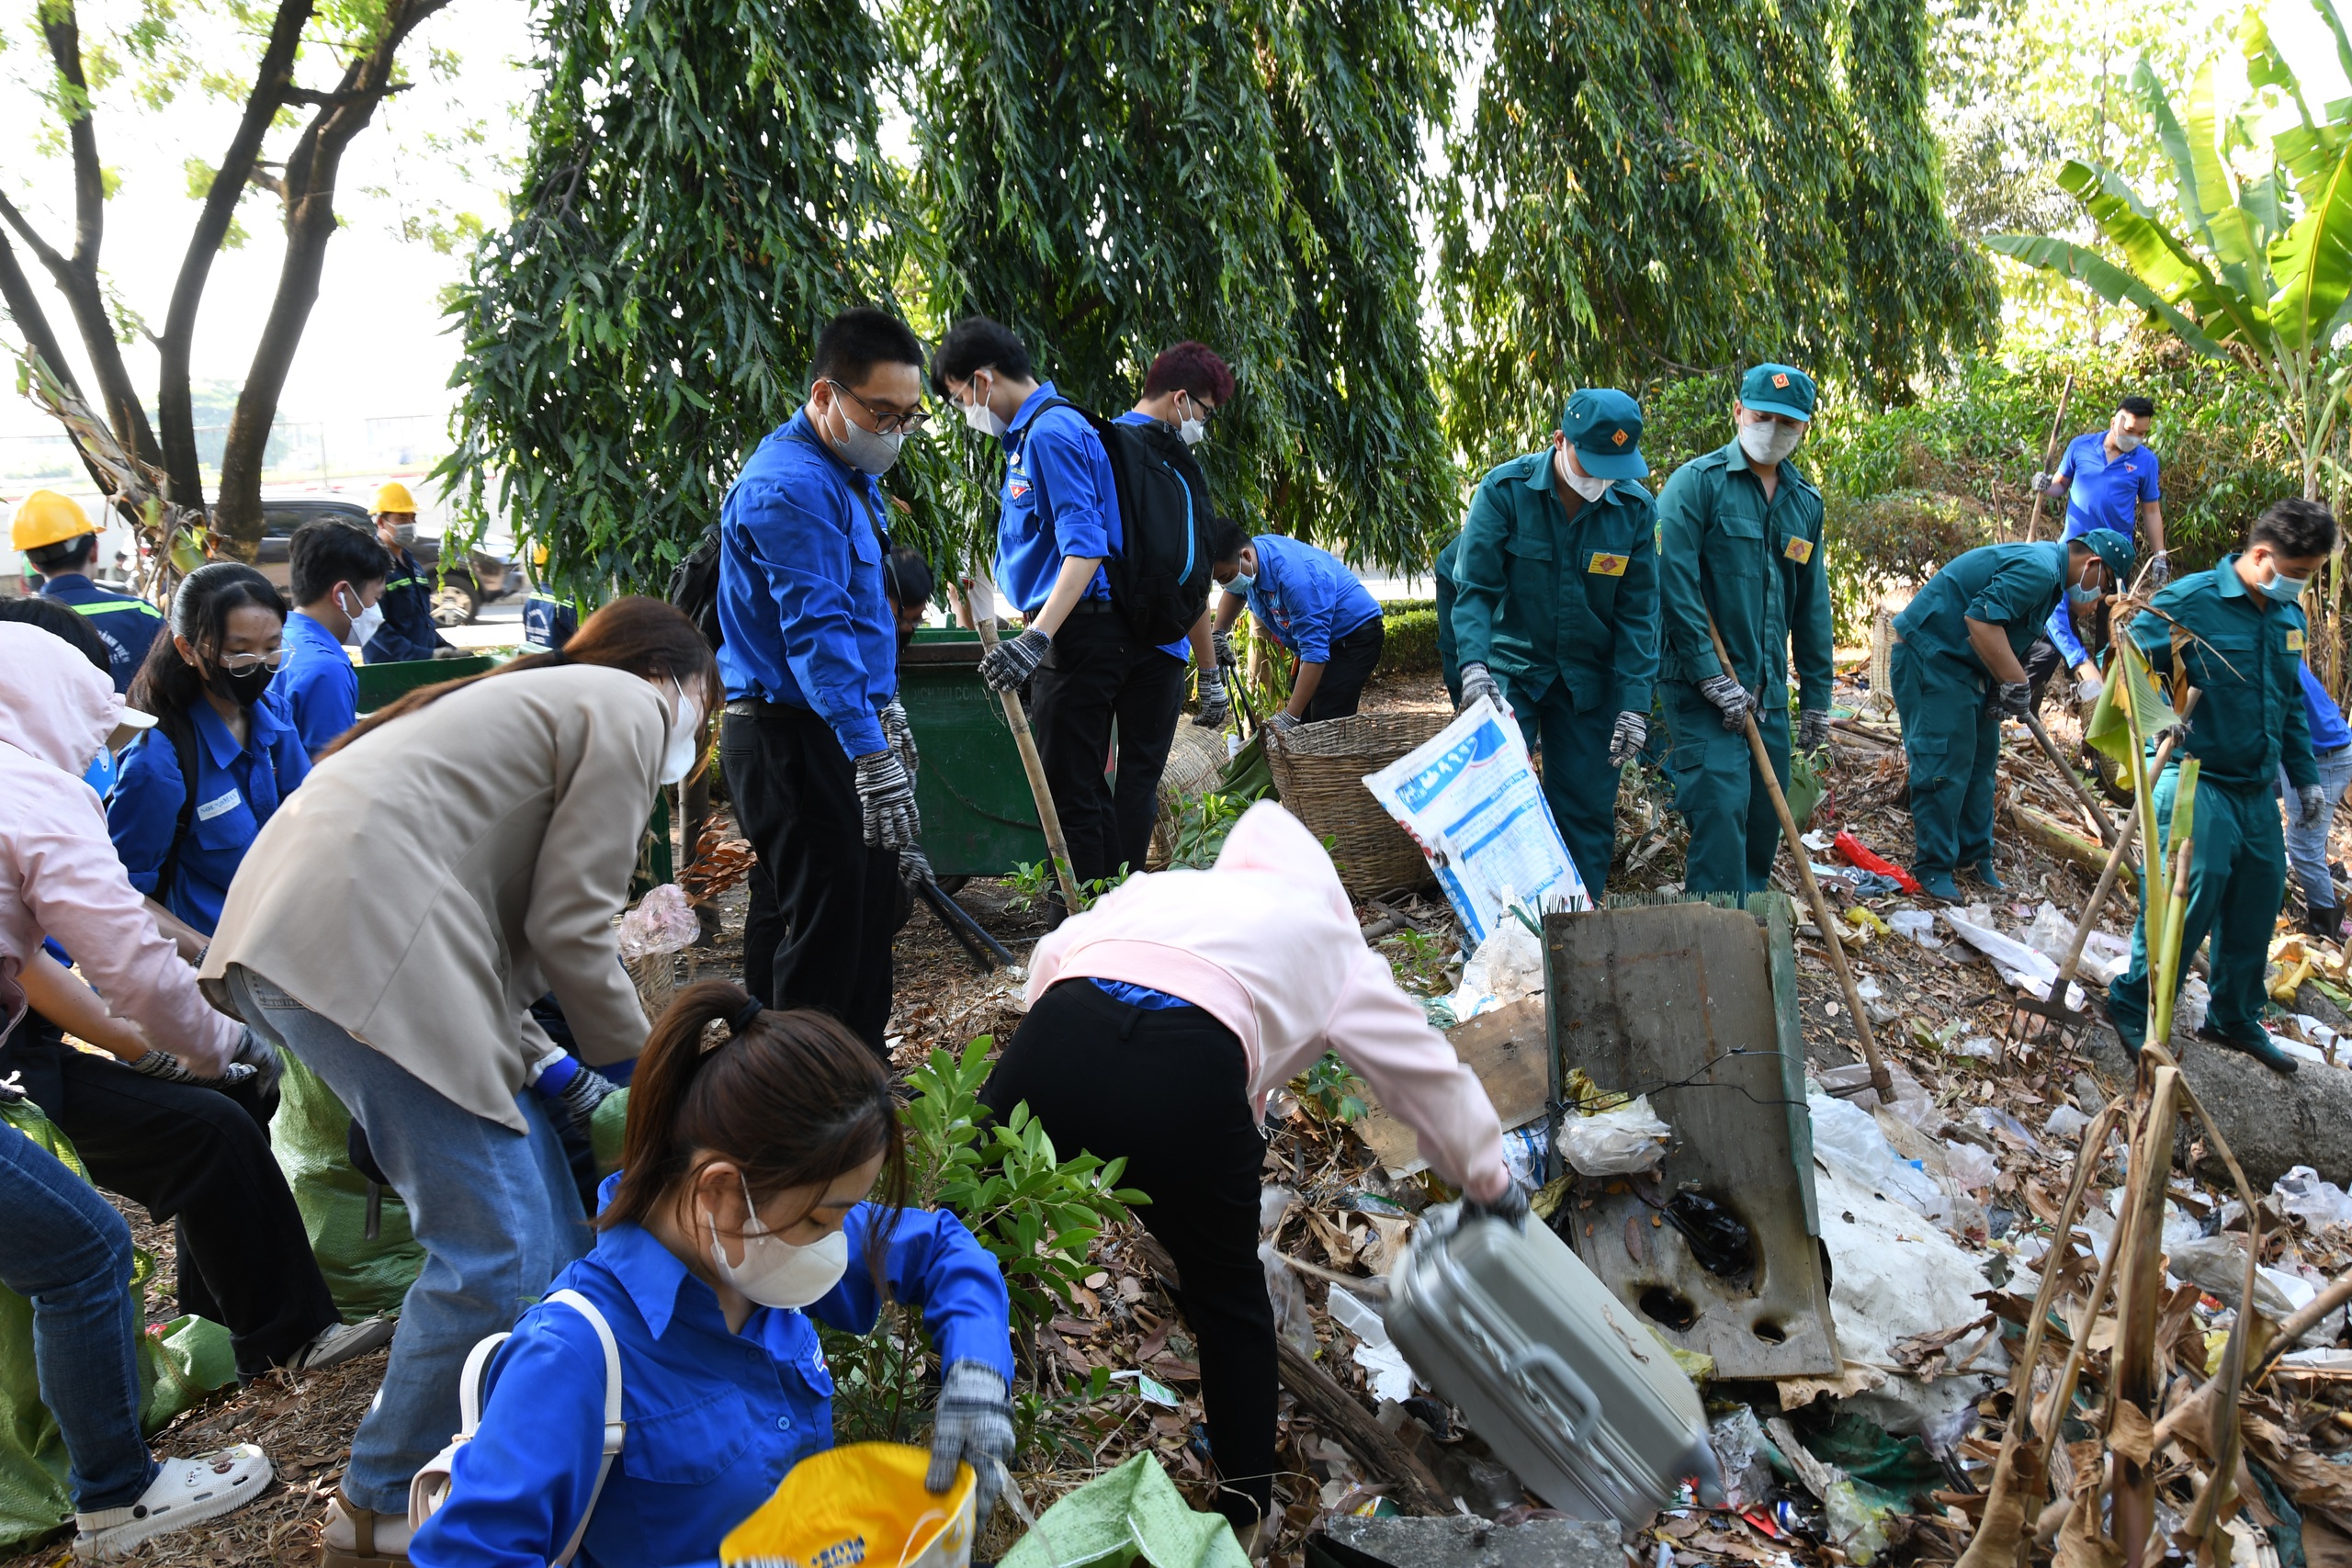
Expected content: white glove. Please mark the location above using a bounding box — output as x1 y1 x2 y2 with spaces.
2300 784 2329 823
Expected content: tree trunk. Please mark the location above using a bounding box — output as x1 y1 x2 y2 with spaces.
0 232 121 503
156 0 316 513
213 0 451 562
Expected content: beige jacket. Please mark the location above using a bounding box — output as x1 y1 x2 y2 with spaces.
201 664 670 1129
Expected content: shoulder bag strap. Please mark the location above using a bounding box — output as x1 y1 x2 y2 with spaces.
546 1288 627 1568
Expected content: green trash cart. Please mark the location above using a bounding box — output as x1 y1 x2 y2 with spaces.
899 628 1047 879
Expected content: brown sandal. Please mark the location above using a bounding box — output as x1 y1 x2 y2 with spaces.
321 1492 410 1568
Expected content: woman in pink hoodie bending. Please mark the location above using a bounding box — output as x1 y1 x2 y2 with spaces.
982 800 1517 1540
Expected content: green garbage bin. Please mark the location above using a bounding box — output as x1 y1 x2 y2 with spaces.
354 653 498 714
899 629 1047 879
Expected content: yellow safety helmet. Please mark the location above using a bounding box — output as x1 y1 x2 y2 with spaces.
373 480 419 515
11 489 96 551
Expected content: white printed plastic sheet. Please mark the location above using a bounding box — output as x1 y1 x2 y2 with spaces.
1360 696 1586 944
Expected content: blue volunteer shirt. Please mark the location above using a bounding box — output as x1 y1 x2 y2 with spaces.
407 1186 1014 1568
716 410 899 759
38 574 164 694
2302 662 2352 752
1224 534 1383 663
1112 412 1201 664
996 382 1118 617
107 699 310 935
363 544 448 664
268 610 360 757
2057 431 2160 543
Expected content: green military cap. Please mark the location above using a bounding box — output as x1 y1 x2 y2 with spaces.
1740 363 1816 421
2075 527 2135 585
1562 388 1647 479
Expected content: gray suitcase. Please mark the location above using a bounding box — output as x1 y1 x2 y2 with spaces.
1385 1205 1725 1529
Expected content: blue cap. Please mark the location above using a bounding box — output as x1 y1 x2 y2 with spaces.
1561 388 1647 479
1740 363 1816 422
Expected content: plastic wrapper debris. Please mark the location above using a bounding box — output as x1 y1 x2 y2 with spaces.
1808 1089 1949 1222
2165 1235 2346 1347
2177 975 2211 1034
1260 1242 1321 1359
1502 1122 1550 1193
1815 1061 1939 1130
2044 1105 2092 1142
1941 1140 1998 1193
1444 913 1544 1021
1826 1479 1893 1565
1559 1095 1671 1176
1326 1284 1417 1403
1951 1034 1998 1060
1852 976 1899 1026
616 883 700 960
2019 901 2132 985
1832 829 1924 896
1709 1406 1775 1511
1939 909 2086 1010
1887 909 1943 948
2275 1165 2352 1230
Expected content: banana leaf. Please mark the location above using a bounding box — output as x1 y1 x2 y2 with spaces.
2086 634 2182 771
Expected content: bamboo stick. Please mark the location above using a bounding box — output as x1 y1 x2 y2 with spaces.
953 576 1083 915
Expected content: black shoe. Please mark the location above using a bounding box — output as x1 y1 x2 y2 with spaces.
2307 902 2346 943
2197 1022 2300 1076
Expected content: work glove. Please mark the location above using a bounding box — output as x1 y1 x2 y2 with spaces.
1796 706 1830 756
1194 669 1232 730
1992 680 2033 718
2030 470 2055 494
854 750 922 850
1266 709 1302 735
1464 1183 1531 1232
1697 672 1755 731
2148 551 2171 588
1458 661 1507 716
978 627 1053 693
1607 710 1647 766
928 1360 1014 1521
898 842 935 895
2076 675 2104 705
2300 784 2331 824
130 1048 255 1089
1212 627 1238 671
881 699 918 782
232 1026 282 1100
545 1058 617 1128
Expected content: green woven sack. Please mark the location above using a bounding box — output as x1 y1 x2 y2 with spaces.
0 1099 238 1548
590 1088 630 1178
999 1453 1248 1568
268 1050 424 1319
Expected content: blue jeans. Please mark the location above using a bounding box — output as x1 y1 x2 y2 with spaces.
2281 746 2352 908
0 1115 156 1511
225 969 588 1515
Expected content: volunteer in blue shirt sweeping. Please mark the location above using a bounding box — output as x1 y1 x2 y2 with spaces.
409 982 1015 1568
1209 525 1386 728
15 489 164 693
270 520 389 758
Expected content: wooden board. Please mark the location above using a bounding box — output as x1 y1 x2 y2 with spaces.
1353 996 1549 1175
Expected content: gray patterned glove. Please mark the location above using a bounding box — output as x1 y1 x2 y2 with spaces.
1194 669 1231 730
978 627 1053 693
1211 627 1238 671
130 1049 254 1089
928 1360 1013 1520
854 750 922 850
1796 706 1830 755
1607 710 1646 766
898 842 935 894
2148 551 2171 588
232 1026 281 1099
1459 661 1506 716
1698 673 1755 731
881 699 918 781
2300 784 2329 824
1266 709 1302 735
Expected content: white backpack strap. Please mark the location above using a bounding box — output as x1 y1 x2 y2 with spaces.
408 1331 512 1531
457 1332 510 1436
545 1289 626 1568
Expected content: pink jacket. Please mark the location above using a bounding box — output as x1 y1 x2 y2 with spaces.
1027 800 1510 1201
0 625 240 1073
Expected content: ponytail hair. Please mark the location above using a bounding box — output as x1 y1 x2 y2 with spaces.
601 980 905 1273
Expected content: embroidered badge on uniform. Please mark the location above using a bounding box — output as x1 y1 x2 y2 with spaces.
1611 429 1629 447
2289 628 2307 651
1782 536 1815 563
1772 373 1791 389
1009 479 1032 501
1589 552 1629 577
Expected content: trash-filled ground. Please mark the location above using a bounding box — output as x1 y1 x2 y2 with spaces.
17 657 2352 1568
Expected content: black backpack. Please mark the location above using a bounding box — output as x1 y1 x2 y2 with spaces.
667 523 725 652
1024 399 1216 647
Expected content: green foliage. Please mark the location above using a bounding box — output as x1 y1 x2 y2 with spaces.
1378 608 1442 675
1293 1050 1370 1122
1379 927 1455 993
1004 862 1131 914
1820 491 1997 643
1162 792 1247 870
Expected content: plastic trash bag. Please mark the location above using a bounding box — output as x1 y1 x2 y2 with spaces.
1560 1095 1671 1176
722 1442 972 1568
1941 1141 1999 1193
1260 1243 1320 1359
2044 1105 2092 1142
1665 1193 1755 1284
2276 1166 2352 1232
1709 1406 1775 1511
1807 1089 1947 1220
1445 913 1545 1021
1327 1284 1417 1403
999 1453 1249 1568
1887 909 1942 948
2165 1236 2346 1345
616 883 699 961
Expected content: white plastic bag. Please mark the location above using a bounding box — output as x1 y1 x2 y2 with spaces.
1445 914 1545 1021
1560 1096 1671 1176
2044 1105 2092 1142
616 884 699 960
2276 1166 2352 1231
1941 1140 1999 1193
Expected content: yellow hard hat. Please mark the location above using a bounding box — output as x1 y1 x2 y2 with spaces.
11 490 96 551
373 480 419 515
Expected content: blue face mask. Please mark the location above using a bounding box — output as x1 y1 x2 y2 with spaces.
2068 584 2104 606
2265 570 2310 605
1226 571 1254 596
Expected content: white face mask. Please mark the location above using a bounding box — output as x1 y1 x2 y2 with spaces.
1738 416 1804 467
706 1172 852 1309
1177 393 1208 447
2112 425 2143 454
1555 446 1611 502
659 679 704 784
959 374 1010 439
339 587 385 649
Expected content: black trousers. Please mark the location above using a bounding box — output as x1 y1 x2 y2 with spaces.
1 1014 341 1378
1303 618 1385 722
980 980 1275 1529
1029 608 1186 886
722 704 899 1055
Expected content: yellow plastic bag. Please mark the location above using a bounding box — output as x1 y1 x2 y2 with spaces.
721 1442 974 1568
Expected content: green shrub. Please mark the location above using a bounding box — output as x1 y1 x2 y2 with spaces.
1380 607 1442 674
1822 489 1998 644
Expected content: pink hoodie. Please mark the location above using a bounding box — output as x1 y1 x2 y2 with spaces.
1027 800 1510 1201
0 624 239 1073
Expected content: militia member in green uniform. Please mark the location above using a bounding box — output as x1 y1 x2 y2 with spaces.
1655 364 1833 897
1447 389 1660 898
2108 498 2338 1075
1893 528 2134 900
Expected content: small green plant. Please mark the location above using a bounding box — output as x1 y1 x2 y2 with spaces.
1380 927 1454 994
1164 791 1246 869
1293 1050 1370 1122
1003 861 1131 914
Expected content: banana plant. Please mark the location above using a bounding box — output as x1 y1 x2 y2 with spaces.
1986 0 2352 499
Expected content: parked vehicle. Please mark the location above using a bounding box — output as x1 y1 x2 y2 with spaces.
252 495 516 626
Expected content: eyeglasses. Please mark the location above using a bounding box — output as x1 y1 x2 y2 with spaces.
214 648 288 672
825 379 932 435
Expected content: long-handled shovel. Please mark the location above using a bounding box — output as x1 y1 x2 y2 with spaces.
1707 618 1894 1097
2007 691 2200 1046
2021 706 2120 849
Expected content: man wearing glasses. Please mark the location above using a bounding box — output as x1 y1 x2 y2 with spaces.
716 308 933 1058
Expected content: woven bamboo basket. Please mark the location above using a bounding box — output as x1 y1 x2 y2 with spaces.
1266 711 1449 897
1147 723 1234 870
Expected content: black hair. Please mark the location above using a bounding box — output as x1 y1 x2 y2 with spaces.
290 520 391 604
1208 515 1250 566
884 545 935 610
811 308 927 389
2250 497 2339 561
26 534 97 574
0 595 113 675
128 562 287 721
928 316 1033 397
2119 396 2156 420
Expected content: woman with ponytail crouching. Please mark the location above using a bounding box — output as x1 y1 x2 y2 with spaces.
409 982 1015 1568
